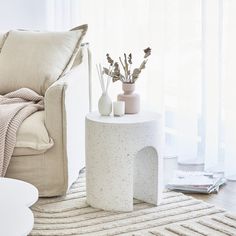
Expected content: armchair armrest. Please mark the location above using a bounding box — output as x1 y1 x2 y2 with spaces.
44 44 91 194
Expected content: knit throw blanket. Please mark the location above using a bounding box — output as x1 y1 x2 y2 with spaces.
0 88 44 176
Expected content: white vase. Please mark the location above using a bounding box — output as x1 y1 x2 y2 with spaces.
98 92 112 116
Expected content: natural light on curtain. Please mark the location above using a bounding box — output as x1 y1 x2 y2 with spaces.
46 0 236 180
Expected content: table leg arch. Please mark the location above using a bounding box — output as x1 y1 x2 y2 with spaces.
133 146 162 205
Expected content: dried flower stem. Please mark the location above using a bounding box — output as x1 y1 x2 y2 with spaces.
119 57 126 72
105 65 113 93
124 53 129 80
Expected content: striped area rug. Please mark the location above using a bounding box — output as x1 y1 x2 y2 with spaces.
30 171 236 236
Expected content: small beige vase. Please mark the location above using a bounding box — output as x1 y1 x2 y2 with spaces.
118 83 140 114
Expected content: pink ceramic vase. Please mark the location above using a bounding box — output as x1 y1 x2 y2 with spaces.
117 83 140 114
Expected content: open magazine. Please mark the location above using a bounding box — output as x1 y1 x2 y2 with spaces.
166 171 227 193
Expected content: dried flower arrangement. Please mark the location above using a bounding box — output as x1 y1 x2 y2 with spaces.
104 47 151 84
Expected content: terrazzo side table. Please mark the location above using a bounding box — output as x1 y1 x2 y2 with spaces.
85 111 163 212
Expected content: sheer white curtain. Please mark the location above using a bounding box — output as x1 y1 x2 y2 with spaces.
46 0 236 180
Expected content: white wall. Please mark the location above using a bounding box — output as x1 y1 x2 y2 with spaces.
0 0 48 30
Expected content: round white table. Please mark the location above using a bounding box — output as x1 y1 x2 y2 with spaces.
0 178 38 236
86 111 163 212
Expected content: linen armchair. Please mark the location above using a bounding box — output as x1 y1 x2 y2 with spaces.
5 44 91 197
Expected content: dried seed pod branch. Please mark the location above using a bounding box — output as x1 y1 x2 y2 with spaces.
106 53 114 66
144 47 151 58
132 59 148 82
127 53 132 82
124 53 129 72
105 47 151 84
119 57 126 72
128 53 132 64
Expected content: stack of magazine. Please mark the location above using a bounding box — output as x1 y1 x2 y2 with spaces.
166 171 227 194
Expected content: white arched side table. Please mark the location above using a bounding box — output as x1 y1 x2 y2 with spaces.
85 112 163 212
0 178 38 236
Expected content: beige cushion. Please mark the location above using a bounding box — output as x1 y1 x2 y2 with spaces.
72 47 83 68
0 25 87 95
0 33 4 51
13 111 54 156
0 30 83 67
0 32 8 53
